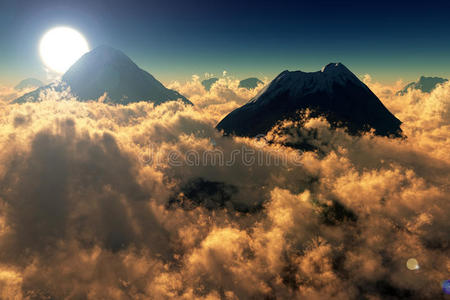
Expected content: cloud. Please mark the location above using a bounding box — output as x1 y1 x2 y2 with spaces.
167 75 266 122
365 76 450 161
0 86 32 103
0 80 448 299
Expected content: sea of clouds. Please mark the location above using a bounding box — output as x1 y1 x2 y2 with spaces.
0 76 448 299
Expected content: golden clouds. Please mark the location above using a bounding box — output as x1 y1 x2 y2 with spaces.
0 79 447 298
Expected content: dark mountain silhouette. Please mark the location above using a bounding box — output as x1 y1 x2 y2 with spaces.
14 78 44 91
14 46 191 105
397 76 447 95
201 78 218 91
216 63 402 137
239 77 263 89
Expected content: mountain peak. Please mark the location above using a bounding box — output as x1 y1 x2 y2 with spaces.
201 78 219 91
14 78 44 91
397 75 447 95
84 45 131 62
217 64 402 138
14 46 191 105
418 75 446 82
62 45 136 81
252 63 363 105
239 77 263 89
93 44 120 52
321 62 346 72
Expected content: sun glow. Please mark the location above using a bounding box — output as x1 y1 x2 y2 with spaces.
39 27 89 74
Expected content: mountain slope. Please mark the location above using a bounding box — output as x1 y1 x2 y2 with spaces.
239 77 263 89
216 63 402 137
397 76 447 95
14 46 191 105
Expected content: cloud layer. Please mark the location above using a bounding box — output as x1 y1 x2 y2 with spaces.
0 79 448 299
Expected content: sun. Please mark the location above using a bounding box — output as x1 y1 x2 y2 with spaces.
39 27 89 74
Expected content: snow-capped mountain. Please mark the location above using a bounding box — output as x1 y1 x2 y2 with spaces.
397 76 447 95
238 77 263 89
14 46 191 105
216 63 402 137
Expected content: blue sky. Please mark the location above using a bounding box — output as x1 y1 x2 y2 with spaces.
1 0 449 85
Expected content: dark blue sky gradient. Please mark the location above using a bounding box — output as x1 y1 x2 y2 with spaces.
1 0 449 84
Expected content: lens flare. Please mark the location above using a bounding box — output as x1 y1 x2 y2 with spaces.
406 258 419 270
442 280 450 295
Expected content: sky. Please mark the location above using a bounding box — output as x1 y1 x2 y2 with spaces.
1 0 450 85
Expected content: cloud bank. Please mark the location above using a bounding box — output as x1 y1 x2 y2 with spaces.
0 79 448 299
167 75 266 122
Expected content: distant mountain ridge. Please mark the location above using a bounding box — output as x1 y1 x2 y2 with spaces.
397 76 448 95
201 77 263 91
14 78 44 91
239 77 263 89
201 78 218 91
14 46 191 105
217 63 402 137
